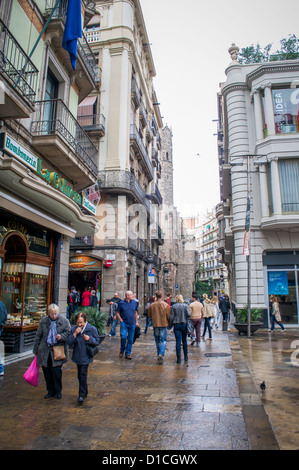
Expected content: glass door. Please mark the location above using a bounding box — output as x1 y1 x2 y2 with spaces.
43 70 58 134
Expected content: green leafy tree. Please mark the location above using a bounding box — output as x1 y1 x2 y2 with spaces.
239 43 272 64
238 34 299 64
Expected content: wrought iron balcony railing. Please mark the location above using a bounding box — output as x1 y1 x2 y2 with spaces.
98 169 151 214
44 0 99 83
130 124 154 180
31 99 98 176
0 18 38 105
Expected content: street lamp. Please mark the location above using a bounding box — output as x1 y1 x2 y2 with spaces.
231 154 267 339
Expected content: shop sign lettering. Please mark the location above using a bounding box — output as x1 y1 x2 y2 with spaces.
0 212 50 256
0 132 97 215
2 133 38 171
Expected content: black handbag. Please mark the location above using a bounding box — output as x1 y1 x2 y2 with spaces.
87 344 99 357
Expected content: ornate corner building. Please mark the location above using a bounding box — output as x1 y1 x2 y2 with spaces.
216 44 299 327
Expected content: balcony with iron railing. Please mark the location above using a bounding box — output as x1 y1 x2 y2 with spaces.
44 0 100 100
130 124 154 180
31 99 98 191
147 181 163 206
98 169 151 215
77 110 106 138
0 18 38 118
131 78 141 109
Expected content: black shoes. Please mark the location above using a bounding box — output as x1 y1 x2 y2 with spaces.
44 393 62 399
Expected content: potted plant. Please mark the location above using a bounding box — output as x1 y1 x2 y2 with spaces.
71 307 107 342
234 305 263 335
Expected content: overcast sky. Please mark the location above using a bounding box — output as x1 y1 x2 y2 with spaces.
140 0 299 217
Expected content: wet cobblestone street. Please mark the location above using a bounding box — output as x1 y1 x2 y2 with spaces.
0 321 298 451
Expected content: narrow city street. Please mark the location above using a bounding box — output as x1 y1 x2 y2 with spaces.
1 319 298 452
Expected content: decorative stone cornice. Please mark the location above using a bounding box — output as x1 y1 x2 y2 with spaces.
221 82 248 98
246 61 299 87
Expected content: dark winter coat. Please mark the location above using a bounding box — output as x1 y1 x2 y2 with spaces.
33 315 71 367
219 298 230 313
67 322 101 365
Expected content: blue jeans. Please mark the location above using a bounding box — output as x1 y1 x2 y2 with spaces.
173 323 188 361
270 314 285 330
120 322 135 356
144 316 152 333
203 317 212 338
109 317 118 336
153 327 167 357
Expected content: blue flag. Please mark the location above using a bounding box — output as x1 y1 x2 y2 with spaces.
62 0 82 70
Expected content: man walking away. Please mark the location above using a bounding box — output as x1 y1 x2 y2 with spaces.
219 294 230 331
148 291 171 364
189 295 203 345
116 291 138 360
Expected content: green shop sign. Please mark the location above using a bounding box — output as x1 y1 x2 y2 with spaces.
0 132 97 215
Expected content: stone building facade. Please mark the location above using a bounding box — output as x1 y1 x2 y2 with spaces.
159 126 198 301
216 44 299 327
70 0 164 310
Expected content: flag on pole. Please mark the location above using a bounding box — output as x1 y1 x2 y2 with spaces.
62 0 82 70
243 196 250 256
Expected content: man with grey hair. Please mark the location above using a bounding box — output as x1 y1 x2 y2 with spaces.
116 291 138 360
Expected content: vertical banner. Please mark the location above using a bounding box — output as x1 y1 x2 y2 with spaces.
243 196 250 256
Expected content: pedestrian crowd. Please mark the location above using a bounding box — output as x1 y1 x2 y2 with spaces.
0 288 285 406
67 286 100 318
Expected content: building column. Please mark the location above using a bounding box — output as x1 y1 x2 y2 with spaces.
258 165 270 218
263 83 276 136
270 157 282 215
252 88 264 141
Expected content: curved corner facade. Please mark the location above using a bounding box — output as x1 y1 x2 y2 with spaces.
217 57 299 327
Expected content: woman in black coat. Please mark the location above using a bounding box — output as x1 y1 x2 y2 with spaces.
67 312 100 404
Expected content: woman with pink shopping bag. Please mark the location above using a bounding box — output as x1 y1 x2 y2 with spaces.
32 304 71 399
23 356 40 387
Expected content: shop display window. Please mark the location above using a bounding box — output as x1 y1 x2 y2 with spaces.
24 264 49 327
272 88 299 134
2 263 24 327
2 262 49 328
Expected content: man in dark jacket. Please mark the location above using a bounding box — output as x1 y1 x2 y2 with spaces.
0 301 7 376
219 294 230 330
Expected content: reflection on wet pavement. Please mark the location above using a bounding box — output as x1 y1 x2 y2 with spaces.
0 323 298 450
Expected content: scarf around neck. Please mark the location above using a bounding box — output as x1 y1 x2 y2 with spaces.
47 315 59 346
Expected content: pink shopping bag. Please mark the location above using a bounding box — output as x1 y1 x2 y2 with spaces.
23 356 40 387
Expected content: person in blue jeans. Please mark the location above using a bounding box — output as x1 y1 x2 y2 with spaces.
116 291 138 360
147 291 170 364
107 300 118 336
169 295 191 364
0 301 7 376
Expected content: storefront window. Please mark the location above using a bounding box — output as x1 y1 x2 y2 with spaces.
2 263 49 328
24 264 49 327
279 159 299 213
272 88 299 134
2 263 25 327
268 270 298 325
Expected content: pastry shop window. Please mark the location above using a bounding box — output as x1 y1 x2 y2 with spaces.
2 263 49 330
24 264 49 327
0 223 54 332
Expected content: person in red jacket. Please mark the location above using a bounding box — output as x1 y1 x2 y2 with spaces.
81 287 91 306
